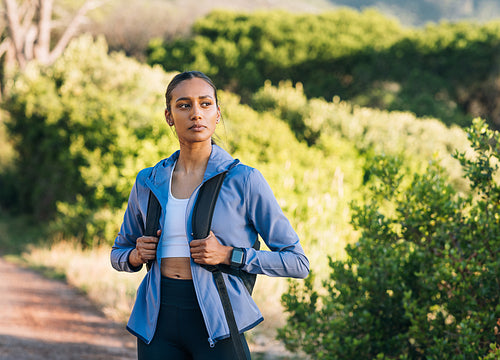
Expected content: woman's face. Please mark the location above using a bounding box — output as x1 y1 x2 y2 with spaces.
165 78 220 146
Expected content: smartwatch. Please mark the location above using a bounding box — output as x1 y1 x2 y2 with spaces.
230 247 245 269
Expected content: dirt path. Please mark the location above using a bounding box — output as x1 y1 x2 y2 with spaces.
0 257 303 360
0 257 136 360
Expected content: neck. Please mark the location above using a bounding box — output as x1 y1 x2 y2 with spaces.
176 140 213 174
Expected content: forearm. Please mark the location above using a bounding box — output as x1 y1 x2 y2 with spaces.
243 247 310 279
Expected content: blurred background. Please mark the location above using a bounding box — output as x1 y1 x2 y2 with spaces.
0 1 499 359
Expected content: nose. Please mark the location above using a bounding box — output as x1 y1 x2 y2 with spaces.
190 103 202 120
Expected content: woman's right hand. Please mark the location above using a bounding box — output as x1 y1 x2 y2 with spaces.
129 230 161 267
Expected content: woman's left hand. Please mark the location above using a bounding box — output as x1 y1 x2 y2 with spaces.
190 231 232 265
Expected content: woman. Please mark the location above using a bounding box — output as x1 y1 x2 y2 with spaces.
111 71 309 360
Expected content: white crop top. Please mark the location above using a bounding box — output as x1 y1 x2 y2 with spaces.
159 165 191 259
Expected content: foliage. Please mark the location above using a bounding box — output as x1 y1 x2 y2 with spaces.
217 90 364 269
278 118 500 359
2 46 472 265
147 9 404 98
0 0 103 74
228 80 472 274
2 34 363 254
251 80 470 190
3 35 177 245
148 9 500 129
222 81 471 272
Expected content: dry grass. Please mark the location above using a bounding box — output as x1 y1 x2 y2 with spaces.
21 241 146 322
21 241 294 329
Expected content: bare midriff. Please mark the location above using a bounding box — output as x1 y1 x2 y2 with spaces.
161 257 192 279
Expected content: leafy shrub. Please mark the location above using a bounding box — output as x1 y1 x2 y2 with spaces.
251 80 470 190
2 35 363 255
218 90 365 269
278 118 500 359
4 35 177 245
149 9 500 129
147 8 405 100
3 34 363 258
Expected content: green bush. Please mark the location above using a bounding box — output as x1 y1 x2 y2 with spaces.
4 35 177 245
148 9 500 129
278 118 500 359
251 80 470 190
3 40 474 263
147 8 405 100
2 35 363 256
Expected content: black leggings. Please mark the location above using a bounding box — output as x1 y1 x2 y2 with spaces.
137 276 251 360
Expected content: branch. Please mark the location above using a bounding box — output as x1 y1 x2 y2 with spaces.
20 0 38 61
35 0 54 62
24 24 37 60
4 0 26 68
20 1 38 35
18 0 37 17
0 38 12 58
47 0 107 65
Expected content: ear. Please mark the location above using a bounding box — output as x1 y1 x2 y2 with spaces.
216 106 221 124
165 108 173 126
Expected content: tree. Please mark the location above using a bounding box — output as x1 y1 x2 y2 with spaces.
0 0 105 95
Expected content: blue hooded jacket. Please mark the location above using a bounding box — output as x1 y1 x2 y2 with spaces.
111 145 309 346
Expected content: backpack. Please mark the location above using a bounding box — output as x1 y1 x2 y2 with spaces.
145 169 259 359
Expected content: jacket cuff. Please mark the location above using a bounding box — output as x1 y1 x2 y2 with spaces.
127 250 143 272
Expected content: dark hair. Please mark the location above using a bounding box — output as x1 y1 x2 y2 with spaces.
165 71 219 112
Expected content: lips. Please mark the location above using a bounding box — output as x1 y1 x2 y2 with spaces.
189 124 206 131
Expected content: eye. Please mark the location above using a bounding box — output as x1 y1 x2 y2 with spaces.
177 103 190 109
201 101 213 107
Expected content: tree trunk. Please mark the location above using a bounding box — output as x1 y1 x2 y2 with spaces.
34 0 53 64
4 0 27 69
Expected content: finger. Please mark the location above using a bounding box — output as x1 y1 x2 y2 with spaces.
140 244 158 251
138 248 157 259
191 252 207 262
197 231 214 242
138 239 158 247
143 252 157 260
192 255 215 265
190 246 201 257
190 248 208 262
138 236 159 244
156 229 162 237
190 239 205 248
143 236 159 243
138 245 157 253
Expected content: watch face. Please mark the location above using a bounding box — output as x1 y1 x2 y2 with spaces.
231 248 244 264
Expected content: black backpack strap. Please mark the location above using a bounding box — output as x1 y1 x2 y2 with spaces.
191 171 228 240
212 269 248 360
145 190 161 271
192 171 249 360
